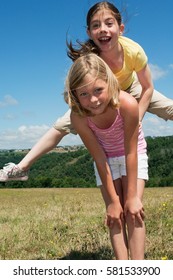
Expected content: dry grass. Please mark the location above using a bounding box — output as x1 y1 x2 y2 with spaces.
0 187 172 260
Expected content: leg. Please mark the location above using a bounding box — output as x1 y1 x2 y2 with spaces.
100 179 129 260
18 109 73 170
0 110 73 181
147 89 173 120
128 78 173 120
122 177 146 260
18 127 68 170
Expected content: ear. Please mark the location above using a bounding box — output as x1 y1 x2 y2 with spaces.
87 28 92 39
119 24 125 35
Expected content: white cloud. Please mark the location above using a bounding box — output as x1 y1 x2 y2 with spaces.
0 125 50 149
143 114 173 137
0 124 83 150
149 63 167 81
59 133 83 147
0 95 18 108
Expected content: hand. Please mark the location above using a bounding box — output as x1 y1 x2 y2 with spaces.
106 202 124 229
139 121 142 129
124 196 145 226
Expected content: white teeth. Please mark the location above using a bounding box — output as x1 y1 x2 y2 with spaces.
91 103 101 109
99 37 109 41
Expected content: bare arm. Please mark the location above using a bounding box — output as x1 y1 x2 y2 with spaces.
71 112 123 227
120 91 144 222
136 64 154 121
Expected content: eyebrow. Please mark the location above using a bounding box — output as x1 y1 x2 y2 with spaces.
91 17 115 23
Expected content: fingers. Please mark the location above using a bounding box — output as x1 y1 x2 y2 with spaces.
140 207 145 220
135 212 143 226
107 219 115 229
105 207 145 229
125 208 145 226
134 207 145 226
106 214 124 229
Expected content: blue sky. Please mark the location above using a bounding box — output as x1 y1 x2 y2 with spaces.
0 0 173 149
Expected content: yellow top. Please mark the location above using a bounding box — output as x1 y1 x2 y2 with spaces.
113 36 148 90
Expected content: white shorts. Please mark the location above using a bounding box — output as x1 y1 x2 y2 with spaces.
94 153 148 186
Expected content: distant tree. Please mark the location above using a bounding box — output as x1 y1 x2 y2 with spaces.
1 137 173 188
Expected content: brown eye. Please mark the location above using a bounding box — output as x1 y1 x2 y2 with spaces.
79 92 88 97
95 87 103 93
107 22 113 27
91 21 100 29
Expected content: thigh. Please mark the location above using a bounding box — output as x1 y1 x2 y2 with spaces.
94 157 121 187
137 179 145 200
148 89 173 120
53 109 77 134
138 153 148 181
100 178 123 208
127 77 173 120
121 176 145 202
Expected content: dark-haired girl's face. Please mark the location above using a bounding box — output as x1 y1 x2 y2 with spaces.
87 9 124 54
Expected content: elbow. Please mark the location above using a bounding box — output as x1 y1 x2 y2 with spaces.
146 85 154 102
150 84 154 97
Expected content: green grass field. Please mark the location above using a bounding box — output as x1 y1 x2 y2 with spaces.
0 187 172 260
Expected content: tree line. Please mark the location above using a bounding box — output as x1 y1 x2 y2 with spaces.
0 135 173 188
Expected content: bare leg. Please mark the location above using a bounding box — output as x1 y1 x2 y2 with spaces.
123 177 146 260
18 128 68 171
100 179 129 260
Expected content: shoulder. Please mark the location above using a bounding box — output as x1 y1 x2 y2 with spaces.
119 91 139 118
119 90 138 106
71 112 89 132
119 36 147 59
71 111 87 125
119 36 143 50
119 36 148 71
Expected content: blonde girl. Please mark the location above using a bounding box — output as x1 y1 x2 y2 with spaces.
65 53 147 260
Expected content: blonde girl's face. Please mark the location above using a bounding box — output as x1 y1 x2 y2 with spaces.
87 9 124 53
75 74 110 115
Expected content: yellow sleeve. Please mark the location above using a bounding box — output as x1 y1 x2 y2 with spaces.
134 44 148 72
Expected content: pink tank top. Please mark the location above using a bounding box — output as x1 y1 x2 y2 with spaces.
87 109 147 157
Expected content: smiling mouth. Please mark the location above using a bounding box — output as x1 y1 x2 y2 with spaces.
98 37 111 43
90 103 101 109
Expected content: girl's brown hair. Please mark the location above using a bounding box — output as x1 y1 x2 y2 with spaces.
67 1 122 61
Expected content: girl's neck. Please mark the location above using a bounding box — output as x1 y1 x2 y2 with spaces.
100 41 123 72
90 106 117 129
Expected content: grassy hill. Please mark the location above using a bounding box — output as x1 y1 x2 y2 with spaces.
0 135 173 188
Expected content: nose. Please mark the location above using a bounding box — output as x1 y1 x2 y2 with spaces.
90 95 98 103
99 23 107 33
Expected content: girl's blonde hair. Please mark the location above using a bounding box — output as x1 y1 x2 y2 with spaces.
65 53 120 116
